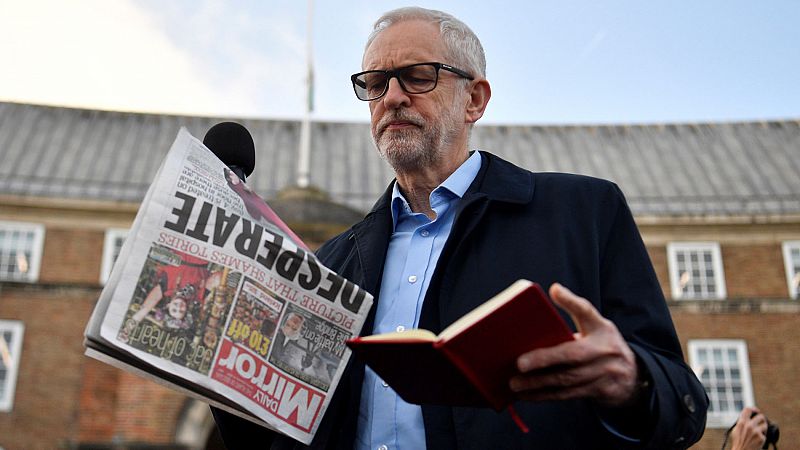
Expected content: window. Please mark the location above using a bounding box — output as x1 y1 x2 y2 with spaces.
667 242 727 299
0 221 45 283
688 339 754 428
783 241 800 299
0 320 24 412
100 228 128 285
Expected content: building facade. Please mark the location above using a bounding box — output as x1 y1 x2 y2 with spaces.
0 102 798 449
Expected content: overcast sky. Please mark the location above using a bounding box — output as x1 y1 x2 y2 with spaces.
1 0 798 125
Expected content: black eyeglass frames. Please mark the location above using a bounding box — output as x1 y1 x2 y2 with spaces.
351 62 474 101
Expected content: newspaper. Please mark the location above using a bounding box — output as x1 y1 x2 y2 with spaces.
84 128 372 444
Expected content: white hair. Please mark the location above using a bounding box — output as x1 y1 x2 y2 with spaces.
365 7 486 79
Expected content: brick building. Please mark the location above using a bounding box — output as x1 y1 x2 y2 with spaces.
0 101 798 449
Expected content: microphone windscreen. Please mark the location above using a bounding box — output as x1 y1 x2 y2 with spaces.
203 122 256 177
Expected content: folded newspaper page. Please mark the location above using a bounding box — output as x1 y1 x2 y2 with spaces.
84 128 372 444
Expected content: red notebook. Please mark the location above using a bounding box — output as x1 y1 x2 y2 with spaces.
346 280 575 411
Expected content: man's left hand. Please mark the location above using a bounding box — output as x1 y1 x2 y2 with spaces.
509 283 642 407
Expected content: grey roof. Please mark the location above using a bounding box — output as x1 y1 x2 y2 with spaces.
1 101 798 216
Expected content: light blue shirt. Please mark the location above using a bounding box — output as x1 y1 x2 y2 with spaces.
355 152 482 450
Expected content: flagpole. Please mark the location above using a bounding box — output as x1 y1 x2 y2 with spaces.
297 0 314 188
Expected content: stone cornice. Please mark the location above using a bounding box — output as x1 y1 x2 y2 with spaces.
667 298 800 313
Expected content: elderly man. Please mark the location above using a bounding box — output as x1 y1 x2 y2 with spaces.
214 7 707 449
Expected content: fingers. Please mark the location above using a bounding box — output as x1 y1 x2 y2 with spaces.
512 283 640 406
739 406 767 428
549 283 607 335
517 340 586 372
511 354 617 394
735 407 769 446
740 406 760 419
512 353 639 406
517 283 618 372
512 357 603 391
748 410 768 434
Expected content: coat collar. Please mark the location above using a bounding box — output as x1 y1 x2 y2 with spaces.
364 151 535 214
349 151 534 296
464 151 534 204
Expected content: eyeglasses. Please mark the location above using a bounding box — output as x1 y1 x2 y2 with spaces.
351 62 474 101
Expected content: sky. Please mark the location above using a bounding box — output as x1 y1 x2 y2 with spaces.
1 0 798 125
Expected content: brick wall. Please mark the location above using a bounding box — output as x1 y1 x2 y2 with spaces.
672 311 800 450
112 372 188 443
0 286 98 449
0 287 191 449
722 244 788 298
39 227 105 286
646 242 790 300
646 244 670 297
78 360 121 441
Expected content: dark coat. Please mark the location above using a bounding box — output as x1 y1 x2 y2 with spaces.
214 152 708 449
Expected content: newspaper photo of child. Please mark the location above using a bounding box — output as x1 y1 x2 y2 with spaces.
269 305 352 392
117 245 240 374
154 287 193 330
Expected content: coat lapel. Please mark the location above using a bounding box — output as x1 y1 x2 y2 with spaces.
350 184 394 297
420 152 536 331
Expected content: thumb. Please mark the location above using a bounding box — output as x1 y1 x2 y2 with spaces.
549 283 605 335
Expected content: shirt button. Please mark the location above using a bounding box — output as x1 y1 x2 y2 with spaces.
420 230 430 237
378 445 388 450
381 380 389 388
396 325 405 332
408 275 417 283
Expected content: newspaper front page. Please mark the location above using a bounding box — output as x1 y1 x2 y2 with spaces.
85 128 372 444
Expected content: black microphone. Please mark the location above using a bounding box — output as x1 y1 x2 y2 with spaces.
203 122 256 182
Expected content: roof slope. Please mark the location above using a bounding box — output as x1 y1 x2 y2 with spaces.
1 102 798 216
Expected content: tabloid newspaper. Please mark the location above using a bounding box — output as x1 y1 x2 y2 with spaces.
84 128 372 444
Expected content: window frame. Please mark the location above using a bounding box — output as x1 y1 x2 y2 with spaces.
688 339 754 428
0 320 25 412
667 242 727 300
0 220 45 283
100 228 128 285
782 240 800 300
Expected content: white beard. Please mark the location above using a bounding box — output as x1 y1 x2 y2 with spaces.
373 101 463 174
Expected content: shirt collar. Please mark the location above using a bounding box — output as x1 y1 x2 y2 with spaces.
390 151 483 225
